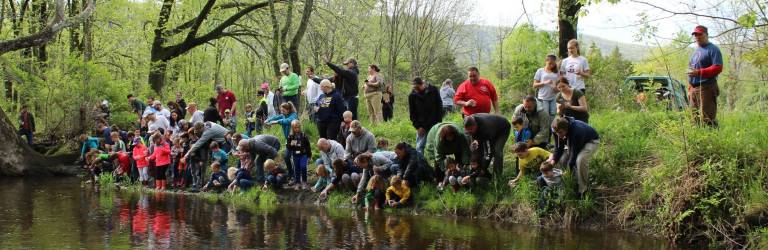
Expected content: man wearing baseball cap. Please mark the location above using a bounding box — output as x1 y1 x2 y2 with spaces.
344 120 377 163
323 56 360 120
688 25 723 127
279 62 302 113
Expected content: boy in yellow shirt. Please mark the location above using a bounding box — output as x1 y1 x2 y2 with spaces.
386 175 411 208
508 142 551 187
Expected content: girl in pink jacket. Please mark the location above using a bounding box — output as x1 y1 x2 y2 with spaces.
148 135 171 190
132 138 150 187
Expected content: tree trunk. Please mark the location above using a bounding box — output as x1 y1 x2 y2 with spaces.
0 107 78 176
148 60 169 94
269 0 281 77
558 0 581 59
287 0 313 73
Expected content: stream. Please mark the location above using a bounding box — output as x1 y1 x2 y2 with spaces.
0 177 687 249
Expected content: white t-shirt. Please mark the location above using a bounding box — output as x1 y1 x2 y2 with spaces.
265 91 276 117
189 110 204 125
560 56 590 90
148 115 170 134
533 68 559 101
305 78 321 104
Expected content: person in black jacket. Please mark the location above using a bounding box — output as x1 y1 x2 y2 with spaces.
408 77 445 154
393 142 433 188
324 56 360 120
315 79 347 141
203 97 223 124
463 113 511 179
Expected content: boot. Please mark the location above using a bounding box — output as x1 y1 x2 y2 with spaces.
155 180 161 190
161 180 167 190
142 181 147 187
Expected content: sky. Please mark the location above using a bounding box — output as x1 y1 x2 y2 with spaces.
471 0 715 45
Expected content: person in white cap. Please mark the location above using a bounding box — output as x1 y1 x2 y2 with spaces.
279 62 302 113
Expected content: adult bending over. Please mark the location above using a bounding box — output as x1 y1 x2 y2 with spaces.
547 117 600 198
463 114 511 178
236 134 281 183
394 142 433 188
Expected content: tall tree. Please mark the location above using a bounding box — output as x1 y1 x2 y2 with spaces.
557 0 581 59
147 0 285 94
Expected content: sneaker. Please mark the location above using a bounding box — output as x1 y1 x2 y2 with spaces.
294 185 301 191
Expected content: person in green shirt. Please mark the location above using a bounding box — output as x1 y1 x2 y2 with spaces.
423 122 471 181
279 63 302 113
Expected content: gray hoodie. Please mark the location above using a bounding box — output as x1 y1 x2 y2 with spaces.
189 122 228 153
345 129 376 161
245 135 281 158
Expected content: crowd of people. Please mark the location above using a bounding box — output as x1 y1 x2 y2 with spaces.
70 26 723 211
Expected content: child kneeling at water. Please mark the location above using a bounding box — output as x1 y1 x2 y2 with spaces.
365 175 386 210
386 175 410 208
262 159 287 190
438 157 464 192
311 165 332 193
228 162 256 192
202 162 229 193
536 162 563 210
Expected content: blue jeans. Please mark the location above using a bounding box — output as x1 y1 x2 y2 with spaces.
284 150 294 181
19 129 33 145
230 115 237 133
538 99 557 117
306 103 317 122
266 174 285 188
253 154 269 183
239 179 256 191
246 122 256 137
292 154 308 184
415 131 427 154
345 97 359 120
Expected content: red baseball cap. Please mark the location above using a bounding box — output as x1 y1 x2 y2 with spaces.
692 25 708 35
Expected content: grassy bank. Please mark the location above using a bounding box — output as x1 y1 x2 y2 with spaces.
331 109 768 247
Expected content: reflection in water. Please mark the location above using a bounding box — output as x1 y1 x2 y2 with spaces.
0 177 682 249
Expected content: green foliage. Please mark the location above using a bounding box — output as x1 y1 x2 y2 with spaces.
584 43 635 110
492 24 557 96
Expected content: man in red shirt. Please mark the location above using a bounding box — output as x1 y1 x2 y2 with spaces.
216 84 238 128
454 67 499 116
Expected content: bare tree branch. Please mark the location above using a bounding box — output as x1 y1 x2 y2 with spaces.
630 0 740 24
0 0 95 55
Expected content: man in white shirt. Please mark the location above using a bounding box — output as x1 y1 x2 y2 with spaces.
186 102 205 125
146 112 170 134
304 66 322 121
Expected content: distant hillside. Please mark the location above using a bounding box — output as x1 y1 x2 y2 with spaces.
579 34 648 61
454 25 650 67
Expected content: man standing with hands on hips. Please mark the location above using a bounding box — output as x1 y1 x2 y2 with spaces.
688 25 723 127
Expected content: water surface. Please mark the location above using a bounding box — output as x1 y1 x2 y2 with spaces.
0 177 681 249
